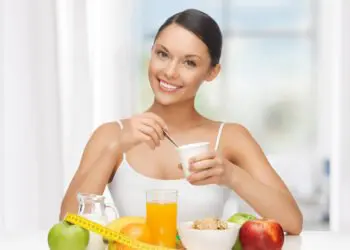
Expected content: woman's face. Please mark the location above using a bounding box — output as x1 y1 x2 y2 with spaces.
148 23 220 106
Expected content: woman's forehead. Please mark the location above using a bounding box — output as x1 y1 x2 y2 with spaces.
154 24 209 58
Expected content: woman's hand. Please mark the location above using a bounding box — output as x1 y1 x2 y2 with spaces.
119 112 168 152
187 151 235 187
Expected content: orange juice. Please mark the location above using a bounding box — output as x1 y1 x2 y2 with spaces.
146 202 177 247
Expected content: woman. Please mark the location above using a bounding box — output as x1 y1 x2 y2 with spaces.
60 9 303 235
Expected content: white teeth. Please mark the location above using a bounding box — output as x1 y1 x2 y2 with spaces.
160 80 179 90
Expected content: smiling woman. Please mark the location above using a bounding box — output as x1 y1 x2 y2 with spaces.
60 8 303 236
147 9 221 106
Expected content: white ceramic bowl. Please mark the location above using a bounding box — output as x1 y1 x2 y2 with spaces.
178 221 241 250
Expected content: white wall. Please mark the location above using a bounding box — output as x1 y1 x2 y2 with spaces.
0 0 4 232
332 0 350 232
327 0 350 231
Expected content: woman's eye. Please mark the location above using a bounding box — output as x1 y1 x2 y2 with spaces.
184 60 196 68
156 51 168 59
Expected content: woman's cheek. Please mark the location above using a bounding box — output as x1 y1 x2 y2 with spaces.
182 72 205 92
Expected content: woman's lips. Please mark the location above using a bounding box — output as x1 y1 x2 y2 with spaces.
159 80 182 93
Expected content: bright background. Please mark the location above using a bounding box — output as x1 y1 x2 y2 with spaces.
2 0 350 234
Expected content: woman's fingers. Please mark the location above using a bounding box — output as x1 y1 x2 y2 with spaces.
143 112 168 131
189 151 216 164
188 167 224 184
141 118 164 141
138 124 160 148
189 159 216 172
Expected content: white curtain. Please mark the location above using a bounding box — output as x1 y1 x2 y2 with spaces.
1 0 4 232
4 0 63 232
3 0 137 233
57 0 138 190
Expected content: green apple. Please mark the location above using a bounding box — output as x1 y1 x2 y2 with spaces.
48 221 89 250
228 212 257 225
228 213 257 250
232 239 243 250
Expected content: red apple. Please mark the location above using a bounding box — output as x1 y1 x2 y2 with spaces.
238 218 284 250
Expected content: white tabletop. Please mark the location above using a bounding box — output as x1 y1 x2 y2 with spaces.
0 230 349 249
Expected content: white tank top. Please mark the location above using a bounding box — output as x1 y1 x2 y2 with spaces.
108 122 239 222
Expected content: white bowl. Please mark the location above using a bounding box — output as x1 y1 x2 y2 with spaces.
178 221 241 250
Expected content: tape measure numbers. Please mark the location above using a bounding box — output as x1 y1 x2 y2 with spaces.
64 213 176 250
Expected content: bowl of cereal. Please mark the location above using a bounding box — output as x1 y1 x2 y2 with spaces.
177 218 241 250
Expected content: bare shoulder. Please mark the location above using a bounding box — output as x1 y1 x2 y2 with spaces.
88 121 123 147
221 123 263 163
79 121 124 168
222 122 253 141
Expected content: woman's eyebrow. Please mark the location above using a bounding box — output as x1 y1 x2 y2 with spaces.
156 44 169 52
156 44 202 60
184 54 201 60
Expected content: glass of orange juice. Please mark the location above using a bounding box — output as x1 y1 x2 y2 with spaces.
146 189 178 248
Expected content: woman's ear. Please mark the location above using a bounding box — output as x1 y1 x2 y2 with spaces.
205 64 221 82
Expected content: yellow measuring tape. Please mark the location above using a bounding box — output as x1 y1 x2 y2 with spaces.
64 213 177 250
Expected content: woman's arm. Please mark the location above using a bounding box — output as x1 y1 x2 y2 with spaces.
59 123 122 220
59 113 168 220
225 124 303 235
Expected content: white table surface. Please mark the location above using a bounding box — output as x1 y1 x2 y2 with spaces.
0 230 349 249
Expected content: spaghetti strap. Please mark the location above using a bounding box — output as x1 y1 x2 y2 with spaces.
116 120 126 160
214 123 225 151
116 120 124 130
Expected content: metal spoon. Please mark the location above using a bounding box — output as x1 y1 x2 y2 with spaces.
163 130 179 148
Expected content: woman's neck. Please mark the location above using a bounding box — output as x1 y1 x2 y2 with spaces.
147 99 205 131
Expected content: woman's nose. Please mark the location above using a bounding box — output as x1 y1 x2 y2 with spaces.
164 62 179 79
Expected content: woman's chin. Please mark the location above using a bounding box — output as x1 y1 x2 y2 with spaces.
154 97 178 106
153 92 182 106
